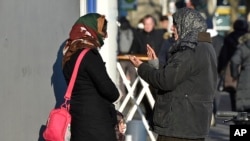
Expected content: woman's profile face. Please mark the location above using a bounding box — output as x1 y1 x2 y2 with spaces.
103 20 108 39
171 24 178 41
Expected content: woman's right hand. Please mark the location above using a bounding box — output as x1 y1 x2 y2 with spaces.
147 44 158 60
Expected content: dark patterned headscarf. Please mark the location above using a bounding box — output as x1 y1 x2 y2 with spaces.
62 13 107 67
172 7 207 50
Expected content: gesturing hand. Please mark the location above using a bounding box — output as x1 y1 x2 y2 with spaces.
147 44 157 60
129 55 143 68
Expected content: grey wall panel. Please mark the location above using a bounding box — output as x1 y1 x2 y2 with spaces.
0 0 80 140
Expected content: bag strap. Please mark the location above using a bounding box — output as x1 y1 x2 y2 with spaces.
64 48 90 100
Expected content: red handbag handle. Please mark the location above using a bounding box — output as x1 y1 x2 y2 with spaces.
64 48 90 100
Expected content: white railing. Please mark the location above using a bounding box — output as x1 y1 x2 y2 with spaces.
116 56 156 141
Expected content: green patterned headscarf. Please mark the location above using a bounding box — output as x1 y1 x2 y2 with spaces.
62 13 107 67
74 13 107 46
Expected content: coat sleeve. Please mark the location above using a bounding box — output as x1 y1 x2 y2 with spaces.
85 50 120 102
230 48 243 79
138 50 192 91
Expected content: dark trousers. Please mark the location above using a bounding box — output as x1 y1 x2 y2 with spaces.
157 135 205 141
224 87 236 111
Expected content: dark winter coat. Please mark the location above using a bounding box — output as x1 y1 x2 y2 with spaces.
217 19 248 89
137 8 217 139
231 33 250 111
63 48 119 141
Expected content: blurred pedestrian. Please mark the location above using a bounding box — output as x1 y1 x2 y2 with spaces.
230 32 250 112
117 16 137 99
159 15 170 32
158 15 173 65
218 19 248 111
62 13 121 141
129 8 217 141
129 14 165 56
117 16 134 55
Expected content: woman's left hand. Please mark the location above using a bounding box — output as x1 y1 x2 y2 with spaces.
129 55 143 68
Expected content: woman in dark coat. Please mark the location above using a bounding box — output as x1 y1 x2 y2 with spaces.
218 19 248 111
62 13 120 141
129 8 217 141
231 33 250 112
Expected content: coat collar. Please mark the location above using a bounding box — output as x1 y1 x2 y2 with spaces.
198 32 212 43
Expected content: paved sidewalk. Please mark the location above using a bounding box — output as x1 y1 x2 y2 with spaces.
206 119 230 141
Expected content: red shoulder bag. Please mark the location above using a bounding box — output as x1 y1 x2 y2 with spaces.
43 48 90 141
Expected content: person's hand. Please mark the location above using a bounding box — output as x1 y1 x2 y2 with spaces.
147 44 158 60
129 55 143 68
